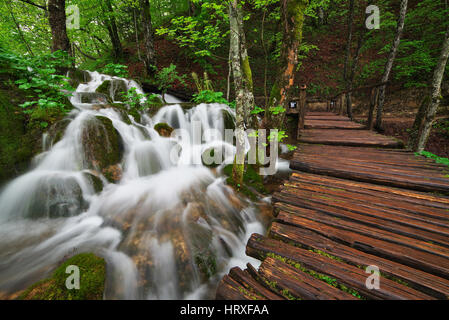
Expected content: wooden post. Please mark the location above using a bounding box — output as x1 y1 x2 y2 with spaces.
297 85 307 139
326 100 330 112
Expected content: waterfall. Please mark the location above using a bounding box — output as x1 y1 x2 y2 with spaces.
0 71 265 300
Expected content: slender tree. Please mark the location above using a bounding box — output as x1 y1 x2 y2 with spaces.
140 0 156 75
411 26 449 152
229 0 246 185
342 0 355 119
264 0 309 129
236 2 256 128
101 0 123 61
375 0 408 131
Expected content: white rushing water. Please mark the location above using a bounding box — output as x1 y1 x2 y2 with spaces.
0 71 265 299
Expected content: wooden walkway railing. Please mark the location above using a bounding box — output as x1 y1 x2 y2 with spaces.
216 112 449 300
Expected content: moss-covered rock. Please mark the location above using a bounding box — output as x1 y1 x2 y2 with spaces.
222 109 236 130
18 253 106 300
154 122 174 137
96 79 128 102
67 69 92 89
223 164 267 200
46 119 71 147
83 171 104 194
81 116 124 183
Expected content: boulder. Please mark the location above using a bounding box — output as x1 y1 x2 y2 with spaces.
30 175 86 219
81 116 124 183
67 69 92 89
154 123 174 137
96 79 128 102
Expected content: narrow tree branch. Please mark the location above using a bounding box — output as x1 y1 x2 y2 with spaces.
17 0 47 11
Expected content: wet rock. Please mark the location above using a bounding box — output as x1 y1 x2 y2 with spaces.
79 92 110 104
81 116 124 183
96 79 128 102
67 69 92 89
222 109 235 130
154 123 174 137
83 171 104 194
31 175 86 219
46 118 71 147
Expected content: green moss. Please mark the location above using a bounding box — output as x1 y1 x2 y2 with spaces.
154 122 174 137
194 254 217 280
95 80 111 96
81 116 124 183
266 253 364 299
223 164 267 200
18 253 106 300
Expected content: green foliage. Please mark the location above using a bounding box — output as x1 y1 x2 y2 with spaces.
251 106 265 115
155 0 229 62
415 151 449 167
269 105 286 115
155 64 187 98
101 63 128 78
192 90 228 104
0 49 73 127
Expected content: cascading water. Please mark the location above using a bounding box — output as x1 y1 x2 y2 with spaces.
0 71 267 299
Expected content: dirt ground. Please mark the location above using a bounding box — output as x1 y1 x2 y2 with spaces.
354 115 449 158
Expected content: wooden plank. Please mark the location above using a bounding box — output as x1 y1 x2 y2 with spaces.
305 120 365 129
273 198 449 256
216 275 265 300
299 129 403 148
273 194 449 249
228 267 284 300
257 257 358 300
246 234 434 300
280 180 449 228
268 222 449 299
268 215 449 279
290 171 449 208
290 159 449 194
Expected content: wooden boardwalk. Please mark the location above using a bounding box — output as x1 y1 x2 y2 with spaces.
216 112 449 300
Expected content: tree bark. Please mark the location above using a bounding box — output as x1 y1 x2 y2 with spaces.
265 0 309 129
375 0 408 131
102 0 123 61
412 27 449 152
48 0 71 54
140 0 156 75
229 0 245 185
236 3 256 128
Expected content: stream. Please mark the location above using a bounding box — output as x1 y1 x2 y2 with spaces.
0 72 268 300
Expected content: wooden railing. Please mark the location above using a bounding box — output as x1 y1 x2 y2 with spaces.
327 82 389 129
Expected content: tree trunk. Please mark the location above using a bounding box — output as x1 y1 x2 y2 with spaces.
236 3 256 129
48 0 71 54
367 87 379 130
265 0 309 129
343 0 354 89
375 0 408 131
103 0 123 61
229 0 245 185
412 27 449 152
346 34 365 120
140 0 156 75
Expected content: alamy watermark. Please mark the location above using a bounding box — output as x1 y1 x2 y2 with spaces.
366 5 380 30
